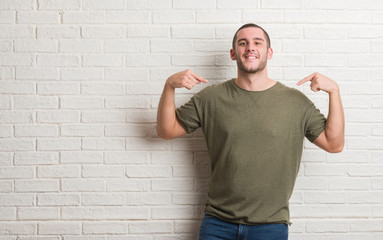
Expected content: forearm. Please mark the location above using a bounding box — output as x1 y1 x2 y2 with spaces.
324 90 345 150
156 83 177 139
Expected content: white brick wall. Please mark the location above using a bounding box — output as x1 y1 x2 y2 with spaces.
0 0 382 239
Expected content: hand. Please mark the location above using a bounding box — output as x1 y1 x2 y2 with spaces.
166 69 208 90
296 72 339 94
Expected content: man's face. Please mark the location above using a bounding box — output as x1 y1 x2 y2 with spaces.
230 27 273 74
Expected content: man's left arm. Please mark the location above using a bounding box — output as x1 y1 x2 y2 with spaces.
297 73 345 153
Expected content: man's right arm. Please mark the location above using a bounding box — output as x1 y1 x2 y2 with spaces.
156 69 208 140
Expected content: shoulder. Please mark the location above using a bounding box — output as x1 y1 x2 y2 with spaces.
195 79 233 98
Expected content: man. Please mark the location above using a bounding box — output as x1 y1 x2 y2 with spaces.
156 23 344 240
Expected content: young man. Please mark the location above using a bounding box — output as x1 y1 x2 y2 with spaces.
157 23 344 240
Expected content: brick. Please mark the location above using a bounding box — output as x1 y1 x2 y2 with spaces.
82 138 125 150
151 151 193 165
0 53 33 66
126 53 170 67
83 222 127 234
0 193 34 206
82 193 125 206
15 40 57 53
81 110 126 123
39 222 81 235
0 139 35 151
37 82 79 95
0 0 33 9
0 180 13 192
172 55 215 66
105 40 148 53
0 207 15 220
15 152 59 165
61 68 103 80
0 96 11 109
305 26 348 39
304 0 346 9
126 165 171 178
105 207 149 220
60 96 104 109
0 26 34 39
37 193 80 206
15 125 58 137
151 40 193 53
83 54 123 67
82 26 125 39
305 55 345 67
304 192 347 204
291 205 370 218
16 67 59 80
349 54 383 67
348 83 383 95
350 220 383 232
105 151 149 164
17 11 59 24
0 222 36 235
63 11 105 24
37 138 81 151
0 11 14 23
327 68 370 81
129 221 173 233
373 124 383 135
0 40 12 51
0 167 34 179
218 0 257 8
372 12 383 23
286 10 370 24
61 151 103 164
37 110 80 123
126 138 169 151
126 25 170 38
294 177 328 190
327 40 370 53
105 96 150 109
59 40 102 53
18 207 59 220
152 207 195 219
82 165 124 178
83 0 125 10
173 0 215 9
14 96 58 109
282 40 325 53
61 124 103 137
37 26 81 39
62 207 105 220
152 179 193 191
327 150 369 163
126 109 156 123
37 54 79 67
106 179 149 192
153 11 195 24
0 125 12 138
348 165 383 176
372 40 383 53
81 82 125 95
37 165 80 178
242 10 284 23
304 163 347 176
0 152 11 165
105 68 149 81
105 124 149 137
127 0 170 9
15 180 59 192
348 192 383 204
38 0 81 10
194 40 231 52
306 221 348 233
349 0 383 9
62 179 105 192
196 10 241 23
106 11 150 23
348 110 383 122
172 26 214 39
126 193 170 205
345 123 370 137
349 26 383 39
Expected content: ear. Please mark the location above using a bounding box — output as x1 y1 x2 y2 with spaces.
267 47 273 60
230 49 236 60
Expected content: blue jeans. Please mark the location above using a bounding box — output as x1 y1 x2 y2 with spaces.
198 213 288 240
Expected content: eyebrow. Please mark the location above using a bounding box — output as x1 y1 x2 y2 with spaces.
237 37 265 42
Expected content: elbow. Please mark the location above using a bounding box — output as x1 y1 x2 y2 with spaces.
156 125 174 140
327 143 344 153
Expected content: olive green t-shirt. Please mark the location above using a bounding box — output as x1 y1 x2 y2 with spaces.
175 79 326 225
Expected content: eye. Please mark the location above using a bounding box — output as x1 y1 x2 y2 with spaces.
255 42 261 45
239 42 247 46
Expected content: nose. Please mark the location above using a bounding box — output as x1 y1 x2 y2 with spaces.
246 42 256 52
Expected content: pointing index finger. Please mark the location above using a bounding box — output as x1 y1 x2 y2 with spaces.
296 73 315 86
191 71 208 83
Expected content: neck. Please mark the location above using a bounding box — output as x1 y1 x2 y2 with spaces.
235 68 276 91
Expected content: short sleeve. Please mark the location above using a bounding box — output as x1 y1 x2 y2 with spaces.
175 95 201 133
305 103 327 142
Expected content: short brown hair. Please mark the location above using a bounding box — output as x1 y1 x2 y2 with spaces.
232 23 271 50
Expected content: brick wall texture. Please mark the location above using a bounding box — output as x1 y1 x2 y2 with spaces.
0 0 383 239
